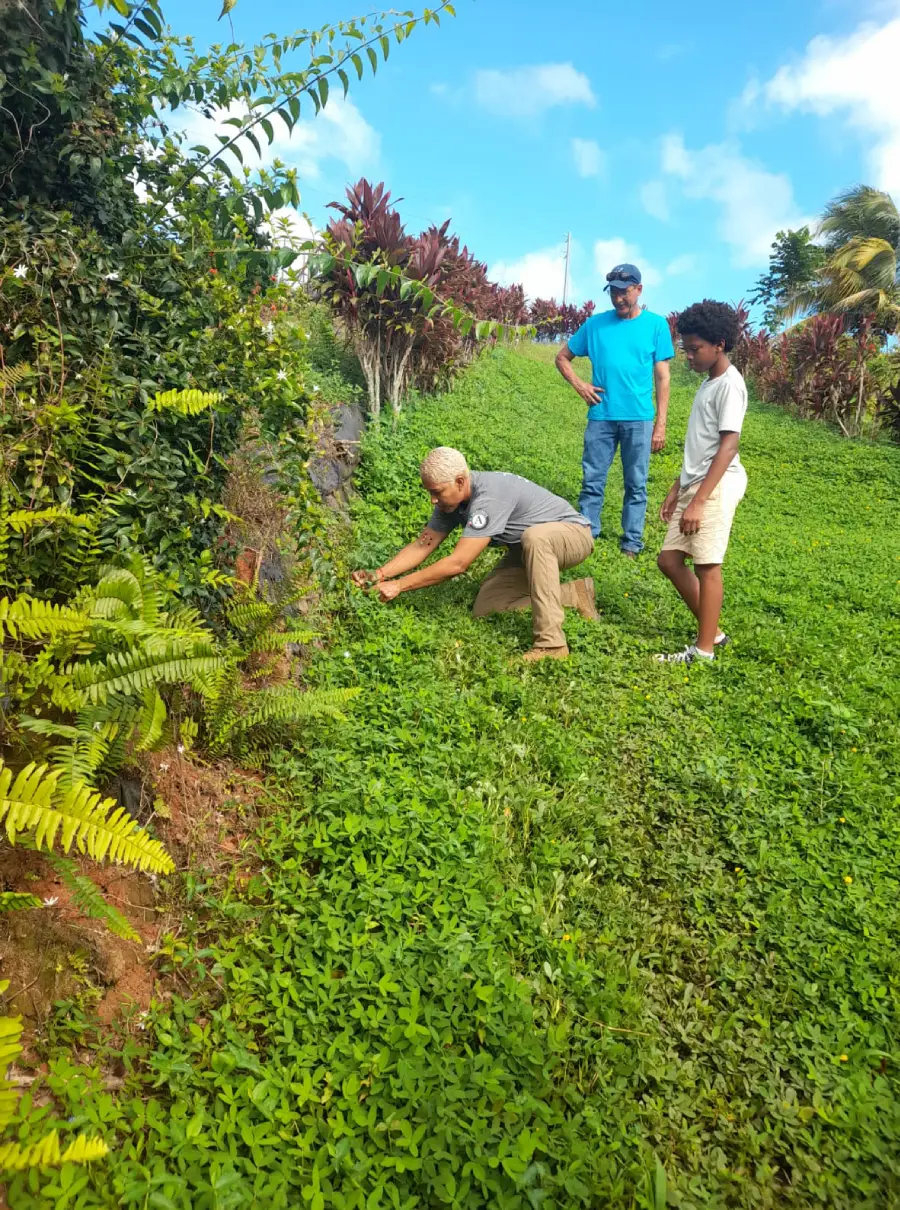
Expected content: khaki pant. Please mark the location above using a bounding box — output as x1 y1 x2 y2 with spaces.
472 522 594 648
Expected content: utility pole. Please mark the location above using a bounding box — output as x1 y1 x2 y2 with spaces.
561 232 571 307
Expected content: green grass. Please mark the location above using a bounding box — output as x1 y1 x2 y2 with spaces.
10 347 900 1209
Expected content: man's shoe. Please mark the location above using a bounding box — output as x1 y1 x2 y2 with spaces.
522 645 569 662
621 549 638 560
572 577 600 622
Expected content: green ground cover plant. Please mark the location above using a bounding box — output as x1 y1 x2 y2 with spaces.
6 349 900 1208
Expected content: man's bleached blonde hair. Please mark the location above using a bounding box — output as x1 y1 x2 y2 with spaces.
419 446 469 484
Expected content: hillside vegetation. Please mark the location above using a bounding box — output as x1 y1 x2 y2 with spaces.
8 348 900 1209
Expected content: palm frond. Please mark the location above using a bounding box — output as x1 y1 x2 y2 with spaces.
248 627 319 654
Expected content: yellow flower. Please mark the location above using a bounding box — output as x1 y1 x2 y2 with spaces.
839 817 846 824
844 876 853 885
851 747 858 752
624 592 629 597
562 934 571 941
503 808 511 818
839 1054 848 1062
734 867 742 873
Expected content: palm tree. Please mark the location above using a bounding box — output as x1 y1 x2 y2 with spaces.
784 186 900 333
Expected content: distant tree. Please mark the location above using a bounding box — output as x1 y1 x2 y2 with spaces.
750 227 826 332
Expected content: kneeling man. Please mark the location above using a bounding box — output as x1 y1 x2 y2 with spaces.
351 447 598 661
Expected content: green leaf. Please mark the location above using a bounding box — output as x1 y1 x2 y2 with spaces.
367 47 379 74
337 69 350 97
318 77 329 108
351 53 364 80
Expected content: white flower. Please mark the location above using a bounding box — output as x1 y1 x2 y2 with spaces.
343 651 351 658
13 265 27 279
159 762 169 772
105 271 120 281
312 384 320 393
43 896 59 907
277 369 288 381
177 744 185 754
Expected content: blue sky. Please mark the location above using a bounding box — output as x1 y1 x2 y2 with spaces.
166 0 900 318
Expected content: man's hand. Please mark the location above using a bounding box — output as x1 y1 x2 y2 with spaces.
377 580 402 602
351 569 382 588
679 495 705 535
651 422 666 453
659 484 680 523
574 378 603 406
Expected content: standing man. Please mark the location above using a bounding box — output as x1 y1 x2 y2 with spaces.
351 447 598 662
555 263 674 557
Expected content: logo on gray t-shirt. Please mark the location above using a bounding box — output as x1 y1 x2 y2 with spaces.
428 471 589 546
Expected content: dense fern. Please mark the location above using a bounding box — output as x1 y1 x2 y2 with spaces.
148 388 222 415
206 684 359 756
0 760 174 874
45 854 140 943
0 999 24 1129
0 892 42 912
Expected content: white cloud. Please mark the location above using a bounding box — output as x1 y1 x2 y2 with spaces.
640 179 670 221
491 244 576 302
664 253 697 277
474 63 596 118
176 96 379 184
593 238 662 289
749 16 900 197
660 133 810 267
571 138 605 178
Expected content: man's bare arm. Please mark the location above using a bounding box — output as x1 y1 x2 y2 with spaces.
652 360 671 452
387 536 491 594
555 343 602 405
350 527 448 586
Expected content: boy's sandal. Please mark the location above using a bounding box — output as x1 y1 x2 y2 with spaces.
714 633 730 649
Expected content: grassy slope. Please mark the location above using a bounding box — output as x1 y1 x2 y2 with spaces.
13 347 900 1210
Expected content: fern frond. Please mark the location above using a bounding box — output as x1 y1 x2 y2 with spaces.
0 1007 24 1130
0 598 92 642
135 689 167 752
226 601 276 634
0 892 42 912
5 508 93 534
45 854 140 943
149 388 222 415
249 628 319 654
66 642 222 706
0 363 32 390
0 760 174 874
208 685 359 755
0 1129 109 1171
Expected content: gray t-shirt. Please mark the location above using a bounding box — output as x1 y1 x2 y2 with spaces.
681 364 748 487
428 471 590 547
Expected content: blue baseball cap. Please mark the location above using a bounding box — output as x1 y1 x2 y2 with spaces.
605 263 642 290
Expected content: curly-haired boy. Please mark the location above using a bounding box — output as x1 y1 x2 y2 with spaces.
656 300 748 664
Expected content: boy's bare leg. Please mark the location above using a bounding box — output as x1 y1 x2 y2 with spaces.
657 550 700 617
695 563 723 654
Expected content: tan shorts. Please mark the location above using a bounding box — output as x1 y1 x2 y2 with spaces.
661 469 747 565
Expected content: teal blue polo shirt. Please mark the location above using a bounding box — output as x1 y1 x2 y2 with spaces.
567 309 674 422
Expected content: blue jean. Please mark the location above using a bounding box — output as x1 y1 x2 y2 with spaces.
578 420 653 552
